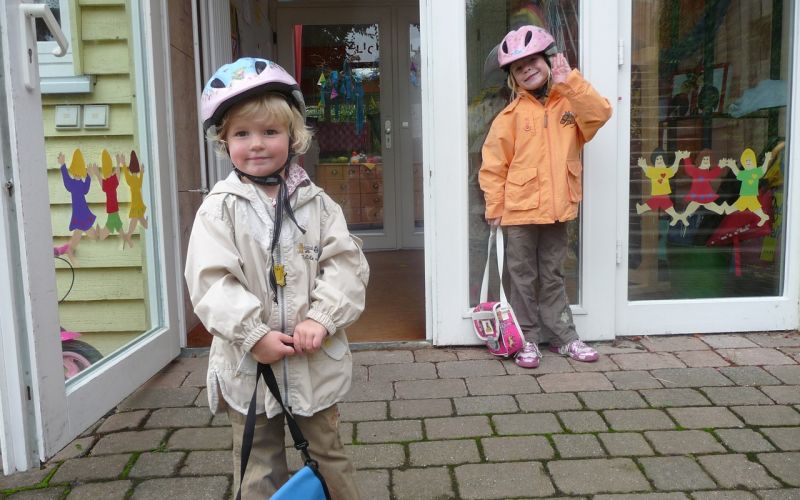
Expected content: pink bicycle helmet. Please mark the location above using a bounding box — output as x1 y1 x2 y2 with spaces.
200 57 306 132
497 25 557 69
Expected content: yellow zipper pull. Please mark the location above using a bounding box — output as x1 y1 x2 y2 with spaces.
273 264 286 287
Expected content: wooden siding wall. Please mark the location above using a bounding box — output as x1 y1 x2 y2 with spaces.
45 0 145 355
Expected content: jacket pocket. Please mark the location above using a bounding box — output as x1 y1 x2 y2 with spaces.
321 332 348 360
566 160 583 202
505 167 540 211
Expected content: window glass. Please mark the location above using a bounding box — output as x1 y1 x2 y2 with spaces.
629 0 792 299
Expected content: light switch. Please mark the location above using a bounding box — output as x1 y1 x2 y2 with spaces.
54 105 80 129
83 104 109 128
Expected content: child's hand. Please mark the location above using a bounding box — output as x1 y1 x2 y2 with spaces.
676 150 690 161
250 330 295 364
292 319 327 354
57 152 66 165
637 157 647 169
550 53 571 85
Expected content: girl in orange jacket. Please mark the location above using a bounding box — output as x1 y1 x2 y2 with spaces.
479 25 612 369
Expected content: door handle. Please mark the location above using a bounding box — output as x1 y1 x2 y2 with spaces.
384 119 392 149
20 3 69 90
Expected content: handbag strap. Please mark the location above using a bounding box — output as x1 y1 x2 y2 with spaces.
478 226 507 304
236 362 316 500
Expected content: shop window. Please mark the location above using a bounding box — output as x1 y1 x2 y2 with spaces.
629 0 792 300
465 1 580 305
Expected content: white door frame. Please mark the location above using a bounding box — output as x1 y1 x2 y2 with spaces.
615 0 800 335
0 0 181 471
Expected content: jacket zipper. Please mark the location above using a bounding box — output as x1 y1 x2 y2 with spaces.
543 106 557 219
277 237 290 408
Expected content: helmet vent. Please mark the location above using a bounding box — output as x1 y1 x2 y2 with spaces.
210 78 225 89
524 31 533 46
501 41 508 54
255 60 267 74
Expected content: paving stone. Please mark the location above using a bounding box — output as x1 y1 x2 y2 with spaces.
594 494 689 500
180 450 230 476
674 350 730 367
343 381 394 401
454 395 518 415
144 408 212 429
354 469 390 500
758 488 800 500
389 398 452 419
436 360 506 378
455 348 499 360
557 411 608 432
338 401 388 422
408 439 480 466
566 355 621 372
698 454 780 489
465 374 540 395
91 430 166 455
690 492 757 500
714 428 775 452
644 430 725 455
598 433 654 456
357 420 422 443
552 434 605 458
127 451 184 478
181 368 206 387
0 466 55 490
649 368 733 388
746 332 800 348
425 416 492 439
481 435 554 461
339 422 354 444
666 407 744 429
367 362 437 382
353 350 414 365
166 356 208 372
717 348 795 366
641 336 709 352
765 365 800 384
130 476 229 500
51 454 130 483
393 467 454 500
491 413 562 435
718 366 782 386
96 411 149 434
548 458 649 495
210 412 229 427
118 388 201 410
579 390 648 409
606 370 664 390
730 405 800 426
762 385 800 404
66 480 132 499
394 379 467 399
699 334 760 349
516 393 582 412
141 370 189 389
639 456 716 490
167 427 231 450
352 364 368 382
761 427 800 451
456 462 555 498
505 354 573 374
604 409 675 431
757 452 800 487
537 372 614 392
413 348 458 362
596 339 644 354
193 388 208 407
4 488 65 499
346 444 405 469
51 437 96 462
640 388 711 407
610 353 685 370
701 386 774 405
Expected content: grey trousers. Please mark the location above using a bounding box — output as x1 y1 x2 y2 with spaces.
228 404 360 500
505 222 579 345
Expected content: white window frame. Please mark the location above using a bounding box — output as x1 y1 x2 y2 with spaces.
36 0 93 93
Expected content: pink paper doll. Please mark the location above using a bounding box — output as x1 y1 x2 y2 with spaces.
680 148 726 219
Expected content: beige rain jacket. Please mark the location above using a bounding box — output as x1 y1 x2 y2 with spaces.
185 172 369 418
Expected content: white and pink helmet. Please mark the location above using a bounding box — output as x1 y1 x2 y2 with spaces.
497 25 557 69
200 57 306 132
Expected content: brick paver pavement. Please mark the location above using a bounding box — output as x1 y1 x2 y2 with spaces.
2 332 799 499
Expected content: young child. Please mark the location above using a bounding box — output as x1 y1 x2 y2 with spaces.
184 58 368 499
479 26 612 368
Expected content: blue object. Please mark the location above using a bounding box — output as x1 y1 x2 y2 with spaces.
272 465 329 500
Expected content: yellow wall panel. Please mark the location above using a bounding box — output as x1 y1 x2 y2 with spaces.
44 137 138 172
59 300 149 333
82 41 131 74
77 332 143 357
43 75 133 105
51 237 144 267
43 104 134 137
81 7 130 41
55 268 145 302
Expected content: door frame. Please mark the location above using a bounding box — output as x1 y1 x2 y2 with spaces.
614 0 800 335
0 0 181 471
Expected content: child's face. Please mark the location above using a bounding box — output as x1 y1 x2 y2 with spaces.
510 53 550 92
225 113 290 178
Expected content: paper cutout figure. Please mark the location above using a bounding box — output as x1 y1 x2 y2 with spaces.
122 150 148 248
707 188 773 276
635 148 690 226
680 149 726 219
59 149 98 265
88 149 129 245
721 148 771 226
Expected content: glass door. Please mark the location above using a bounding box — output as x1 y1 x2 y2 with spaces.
0 0 180 470
617 0 799 334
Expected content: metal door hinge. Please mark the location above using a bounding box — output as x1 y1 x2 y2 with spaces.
616 240 623 264
4 181 13 196
618 39 624 66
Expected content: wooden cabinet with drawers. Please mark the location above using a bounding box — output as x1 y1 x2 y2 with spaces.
316 163 384 225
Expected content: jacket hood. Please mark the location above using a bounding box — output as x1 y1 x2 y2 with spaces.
208 167 323 208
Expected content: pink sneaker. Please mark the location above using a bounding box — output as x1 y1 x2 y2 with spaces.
549 340 598 362
515 342 541 369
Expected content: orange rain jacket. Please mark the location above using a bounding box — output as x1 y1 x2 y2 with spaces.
479 69 612 225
